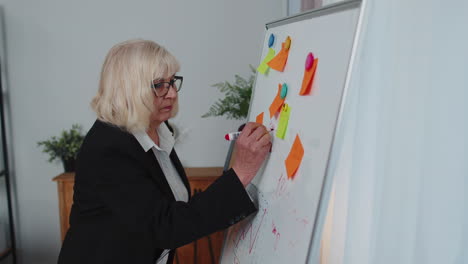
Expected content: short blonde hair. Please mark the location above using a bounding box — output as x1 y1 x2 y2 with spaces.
91 39 180 133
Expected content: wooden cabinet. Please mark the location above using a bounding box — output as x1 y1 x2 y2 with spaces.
53 172 75 241
53 167 225 264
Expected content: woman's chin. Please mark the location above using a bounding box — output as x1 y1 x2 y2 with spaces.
154 114 171 124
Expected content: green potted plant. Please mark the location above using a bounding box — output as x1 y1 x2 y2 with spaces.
202 66 255 120
37 124 85 172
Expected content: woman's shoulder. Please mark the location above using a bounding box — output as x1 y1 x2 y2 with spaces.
81 119 140 155
89 119 129 138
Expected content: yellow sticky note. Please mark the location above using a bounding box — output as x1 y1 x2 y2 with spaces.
276 104 291 139
257 48 276 75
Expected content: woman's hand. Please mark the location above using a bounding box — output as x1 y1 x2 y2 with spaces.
232 122 272 186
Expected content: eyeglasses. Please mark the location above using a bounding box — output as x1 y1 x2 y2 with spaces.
151 76 183 97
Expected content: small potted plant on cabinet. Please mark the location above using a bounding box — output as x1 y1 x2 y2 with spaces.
37 124 84 172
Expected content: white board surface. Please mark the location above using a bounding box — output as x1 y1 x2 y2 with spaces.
220 2 361 263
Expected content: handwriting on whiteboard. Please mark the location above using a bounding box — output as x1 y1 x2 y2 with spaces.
231 208 267 254
274 173 288 198
272 221 281 251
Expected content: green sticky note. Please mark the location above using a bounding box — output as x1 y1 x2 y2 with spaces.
276 104 291 139
257 48 276 75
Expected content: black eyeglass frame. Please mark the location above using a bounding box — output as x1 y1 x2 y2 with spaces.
151 75 183 97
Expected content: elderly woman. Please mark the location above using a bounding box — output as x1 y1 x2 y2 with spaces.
57 39 271 264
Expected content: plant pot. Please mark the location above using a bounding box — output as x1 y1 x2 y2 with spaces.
62 158 76 172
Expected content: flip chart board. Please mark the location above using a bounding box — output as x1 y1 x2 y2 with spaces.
220 1 362 263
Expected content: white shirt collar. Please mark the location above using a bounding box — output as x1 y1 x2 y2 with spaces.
133 123 175 154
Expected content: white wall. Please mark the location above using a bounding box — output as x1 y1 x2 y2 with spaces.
0 0 285 263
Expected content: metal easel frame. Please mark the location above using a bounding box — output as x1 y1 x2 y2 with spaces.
0 61 17 263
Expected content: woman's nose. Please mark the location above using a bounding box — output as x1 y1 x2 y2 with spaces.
165 85 177 98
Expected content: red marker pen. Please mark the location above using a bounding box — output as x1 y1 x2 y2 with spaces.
224 130 274 141
225 132 242 141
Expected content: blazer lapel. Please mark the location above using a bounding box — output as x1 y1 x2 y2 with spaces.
142 150 176 201
170 150 191 198
98 120 177 200
164 121 191 198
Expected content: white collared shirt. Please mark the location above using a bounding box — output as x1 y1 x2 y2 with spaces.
133 123 188 264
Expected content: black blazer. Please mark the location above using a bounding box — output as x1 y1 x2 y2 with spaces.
58 120 256 264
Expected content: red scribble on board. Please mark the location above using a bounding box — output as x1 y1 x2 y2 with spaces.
233 208 268 254
275 173 288 198
296 218 310 227
274 232 281 251
272 221 281 251
289 240 299 248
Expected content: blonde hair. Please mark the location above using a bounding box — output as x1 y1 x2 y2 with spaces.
91 39 180 133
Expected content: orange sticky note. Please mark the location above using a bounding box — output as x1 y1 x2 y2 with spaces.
285 135 304 179
268 85 285 118
256 112 264 124
267 37 292 72
300 58 318 95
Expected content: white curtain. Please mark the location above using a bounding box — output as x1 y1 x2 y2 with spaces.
301 0 323 11
321 0 468 264
288 0 340 15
